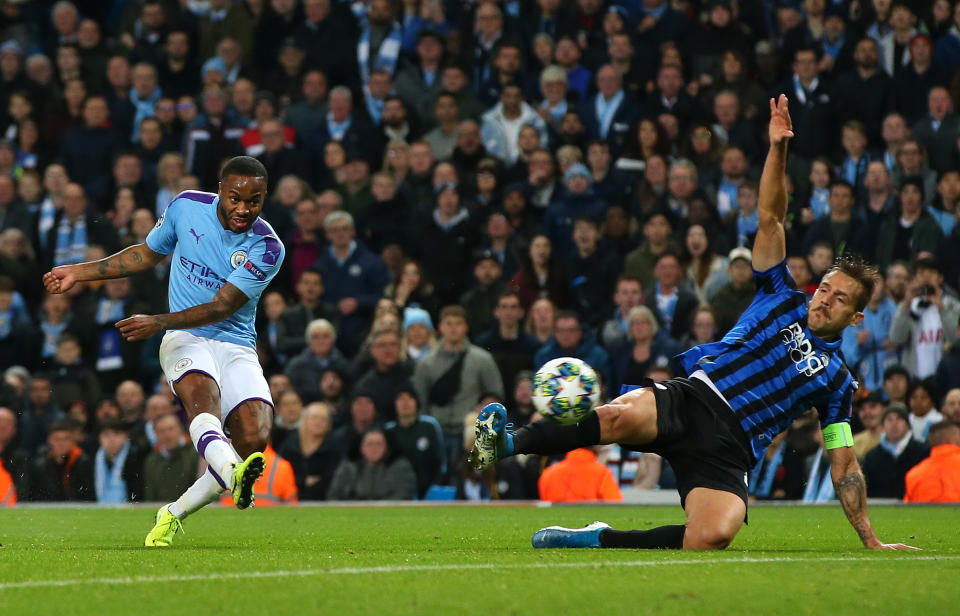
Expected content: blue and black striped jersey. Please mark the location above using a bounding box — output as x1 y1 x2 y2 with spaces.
678 260 857 463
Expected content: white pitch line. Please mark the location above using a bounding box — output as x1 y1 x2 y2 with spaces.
2 555 960 591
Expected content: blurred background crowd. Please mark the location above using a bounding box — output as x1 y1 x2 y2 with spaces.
2 0 960 507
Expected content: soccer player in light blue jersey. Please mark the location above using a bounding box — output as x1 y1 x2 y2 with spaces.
470 96 919 551
42 156 285 546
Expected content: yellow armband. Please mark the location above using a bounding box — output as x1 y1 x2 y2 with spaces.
822 423 854 450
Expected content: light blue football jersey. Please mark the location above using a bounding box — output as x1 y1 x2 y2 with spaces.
146 190 285 349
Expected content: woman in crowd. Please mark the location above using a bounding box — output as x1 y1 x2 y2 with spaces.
510 234 569 311
386 259 439 320
280 402 344 501
611 306 682 395
271 389 304 449
326 428 416 500
682 223 728 303
525 297 556 346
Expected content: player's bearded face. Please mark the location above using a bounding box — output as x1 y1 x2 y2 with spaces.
218 175 266 233
808 271 863 337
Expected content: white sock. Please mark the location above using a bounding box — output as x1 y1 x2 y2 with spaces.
189 413 241 491
168 469 224 520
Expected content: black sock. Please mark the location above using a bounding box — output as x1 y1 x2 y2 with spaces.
512 412 601 456
598 525 686 549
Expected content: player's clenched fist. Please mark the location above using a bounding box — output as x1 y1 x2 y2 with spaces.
116 314 163 341
42 266 78 294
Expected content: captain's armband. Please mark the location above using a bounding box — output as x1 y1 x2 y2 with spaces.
822 423 854 450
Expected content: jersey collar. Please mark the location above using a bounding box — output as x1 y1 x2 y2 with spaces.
802 314 843 351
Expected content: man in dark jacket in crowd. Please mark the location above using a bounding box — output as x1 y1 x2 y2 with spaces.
534 310 611 389
862 404 930 499
384 384 445 499
276 268 339 358
26 419 95 501
710 247 758 337
143 414 201 503
353 328 414 422
460 249 506 336
314 211 390 356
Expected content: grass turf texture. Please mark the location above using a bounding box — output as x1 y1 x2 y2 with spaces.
0 505 957 615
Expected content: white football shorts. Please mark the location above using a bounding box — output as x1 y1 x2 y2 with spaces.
159 330 272 428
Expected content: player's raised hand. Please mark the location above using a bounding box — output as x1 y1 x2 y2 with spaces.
116 314 163 341
42 266 78 294
769 94 794 146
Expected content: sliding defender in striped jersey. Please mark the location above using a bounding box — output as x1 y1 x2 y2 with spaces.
470 95 918 551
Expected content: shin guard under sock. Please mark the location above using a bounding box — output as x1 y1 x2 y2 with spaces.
598 525 686 549
513 412 601 456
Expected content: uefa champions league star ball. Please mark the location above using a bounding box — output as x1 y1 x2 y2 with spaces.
532 357 601 425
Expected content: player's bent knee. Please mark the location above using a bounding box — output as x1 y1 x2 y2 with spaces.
596 389 657 444
594 406 622 439
683 524 737 550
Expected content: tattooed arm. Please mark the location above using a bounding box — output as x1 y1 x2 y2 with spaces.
826 445 919 550
115 283 250 341
42 243 165 293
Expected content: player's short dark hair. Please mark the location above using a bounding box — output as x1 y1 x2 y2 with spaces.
219 156 268 183
824 253 880 312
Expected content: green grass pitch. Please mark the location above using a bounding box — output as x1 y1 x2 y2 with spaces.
1 504 958 615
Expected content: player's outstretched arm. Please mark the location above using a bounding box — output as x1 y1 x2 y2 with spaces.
826 445 919 550
42 243 165 294
116 282 249 341
752 95 794 272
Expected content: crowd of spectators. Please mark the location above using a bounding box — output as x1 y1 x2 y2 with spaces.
3 0 960 506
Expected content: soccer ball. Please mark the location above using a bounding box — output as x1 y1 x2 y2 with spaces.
532 357 601 425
